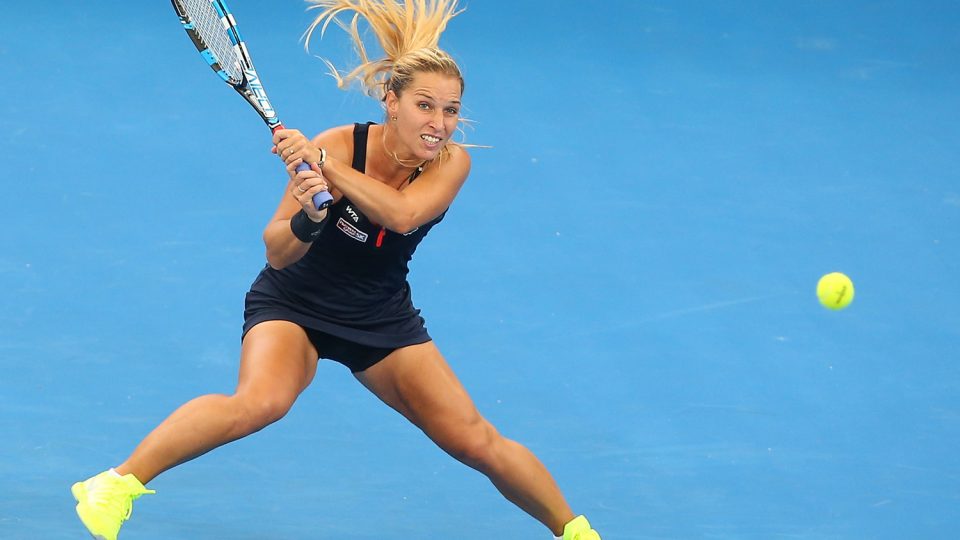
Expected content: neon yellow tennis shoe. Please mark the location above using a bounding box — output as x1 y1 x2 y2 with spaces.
562 515 601 540
71 470 155 540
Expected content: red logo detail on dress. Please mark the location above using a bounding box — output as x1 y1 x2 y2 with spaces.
375 228 386 247
336 217 368 242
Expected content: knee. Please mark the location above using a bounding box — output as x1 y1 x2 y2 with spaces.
444 419 502 472
233 392 295 433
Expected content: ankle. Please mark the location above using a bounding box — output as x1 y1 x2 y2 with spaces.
551 512 576 536
112 465 148 484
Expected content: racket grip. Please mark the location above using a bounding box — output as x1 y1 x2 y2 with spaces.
294 161 333 210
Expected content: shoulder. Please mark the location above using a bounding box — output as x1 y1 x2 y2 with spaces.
447 143 471 166
311 124 361 168
311 124 355 150
425 143 471 178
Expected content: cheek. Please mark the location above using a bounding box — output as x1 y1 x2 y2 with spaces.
445 117 459 133
405 108 427 126
399 112 418 133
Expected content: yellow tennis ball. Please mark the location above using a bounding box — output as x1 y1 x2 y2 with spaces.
817 272 854 310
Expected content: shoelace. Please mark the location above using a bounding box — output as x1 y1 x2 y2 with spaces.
88 478 150 521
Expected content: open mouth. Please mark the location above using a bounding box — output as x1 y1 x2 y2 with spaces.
420 134 442 145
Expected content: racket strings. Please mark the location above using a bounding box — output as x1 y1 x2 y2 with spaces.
183 0 244 84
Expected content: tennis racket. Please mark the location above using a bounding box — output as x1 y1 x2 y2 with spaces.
171 0 333 210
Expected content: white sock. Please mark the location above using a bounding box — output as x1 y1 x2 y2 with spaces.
108 468 123 478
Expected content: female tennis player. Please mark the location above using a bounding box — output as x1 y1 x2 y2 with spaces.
72 1 600 539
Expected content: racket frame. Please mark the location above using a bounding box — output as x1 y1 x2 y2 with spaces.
170 0 333 209
171 0 281 131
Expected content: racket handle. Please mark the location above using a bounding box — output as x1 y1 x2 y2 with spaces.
295 161 334 210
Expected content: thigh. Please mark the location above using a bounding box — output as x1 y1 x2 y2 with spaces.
238 320 320 402
354 341 482 436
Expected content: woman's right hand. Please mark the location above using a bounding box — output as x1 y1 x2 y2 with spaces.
289 164 330 221
273 128 322 168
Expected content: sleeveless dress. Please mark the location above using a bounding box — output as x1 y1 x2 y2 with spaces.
242 122 446 359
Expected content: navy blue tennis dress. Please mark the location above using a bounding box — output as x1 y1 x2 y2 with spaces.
242 122 445 372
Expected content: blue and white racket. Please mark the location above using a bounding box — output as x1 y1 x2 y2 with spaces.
171 0 333 210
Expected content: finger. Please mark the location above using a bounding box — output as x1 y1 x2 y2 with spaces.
274 128 302 143
301 174 329 192
286 157 300 172
304 184 329 199
294 182 316 195
272 129 296 144
284 154 304 167
296 168 318 180
302 175 327 190
296 176 317 186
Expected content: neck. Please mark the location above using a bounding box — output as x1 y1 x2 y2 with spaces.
370 124 423 187
380 123 426 171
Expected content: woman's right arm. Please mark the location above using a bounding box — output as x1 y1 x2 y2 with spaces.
262 166 330 270
263 125 352 269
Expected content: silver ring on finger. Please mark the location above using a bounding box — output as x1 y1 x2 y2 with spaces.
297 185 307 193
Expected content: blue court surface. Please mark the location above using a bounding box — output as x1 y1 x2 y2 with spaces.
2 1 959 538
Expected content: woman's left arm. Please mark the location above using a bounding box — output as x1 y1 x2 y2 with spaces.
319 146 471 233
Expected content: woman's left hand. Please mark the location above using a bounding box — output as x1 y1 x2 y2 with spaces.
272 128 321 167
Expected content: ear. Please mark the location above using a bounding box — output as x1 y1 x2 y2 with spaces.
384 90 400 116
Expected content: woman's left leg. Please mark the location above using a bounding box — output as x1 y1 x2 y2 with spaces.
354 341 574 536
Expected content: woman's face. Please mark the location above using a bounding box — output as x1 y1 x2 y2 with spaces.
387 71 462 162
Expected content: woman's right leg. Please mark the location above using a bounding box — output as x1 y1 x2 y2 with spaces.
114 320 319 484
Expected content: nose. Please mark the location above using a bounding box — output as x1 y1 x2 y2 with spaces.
428 108 444 130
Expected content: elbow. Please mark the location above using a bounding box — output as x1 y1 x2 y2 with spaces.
263 224 311 270
265 250 289 271
267 260 288 271
263 233 291 270
388 210 421 235
392 222 418 235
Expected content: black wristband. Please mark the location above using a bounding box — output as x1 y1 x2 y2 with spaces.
290 209 327 243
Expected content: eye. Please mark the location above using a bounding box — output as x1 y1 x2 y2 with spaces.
445 107 460 115
418 102 431 110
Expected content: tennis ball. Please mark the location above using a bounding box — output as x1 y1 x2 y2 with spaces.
817 272 854 310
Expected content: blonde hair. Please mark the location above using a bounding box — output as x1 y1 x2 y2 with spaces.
303 0 465 101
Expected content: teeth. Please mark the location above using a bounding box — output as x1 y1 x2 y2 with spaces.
421 135 440 143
